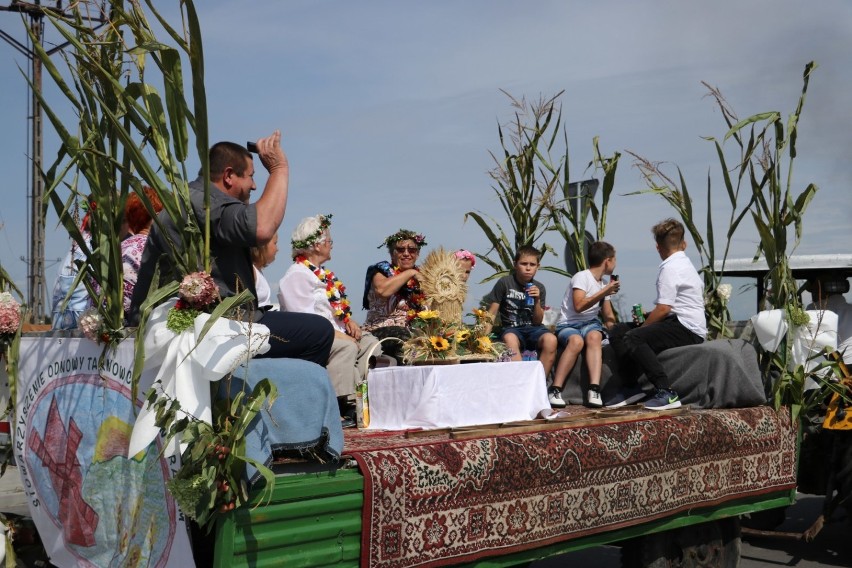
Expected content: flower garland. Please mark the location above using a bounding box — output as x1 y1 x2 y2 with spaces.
390 264 426 320
291 214 332 251
378 228 427 250
295 255 352 324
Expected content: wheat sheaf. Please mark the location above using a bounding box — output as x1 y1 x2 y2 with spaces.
418 247 467 323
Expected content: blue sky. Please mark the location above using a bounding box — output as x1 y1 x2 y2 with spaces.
0 0 850 322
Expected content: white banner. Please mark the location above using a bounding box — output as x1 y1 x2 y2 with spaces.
14 336 195 568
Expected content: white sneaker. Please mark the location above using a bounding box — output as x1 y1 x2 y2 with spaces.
587 389 603 408
548 389 567 408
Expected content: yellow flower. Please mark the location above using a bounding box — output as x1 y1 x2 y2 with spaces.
475 336 492 353
455 329 471 343
418 310 440 320
430 336 450 352
472 308 487 319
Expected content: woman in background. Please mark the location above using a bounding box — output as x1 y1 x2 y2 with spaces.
50 203 93 330
454 249 476 283
121 187 163 319
251 233 279 309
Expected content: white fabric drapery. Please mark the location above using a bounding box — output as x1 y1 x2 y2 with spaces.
128 302 271 457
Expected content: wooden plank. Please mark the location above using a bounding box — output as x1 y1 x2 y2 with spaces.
450 407 690 439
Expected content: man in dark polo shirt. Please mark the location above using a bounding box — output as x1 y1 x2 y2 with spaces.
130 131 333 366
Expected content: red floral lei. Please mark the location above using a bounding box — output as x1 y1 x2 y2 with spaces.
296 256 352 324
390 265 426 321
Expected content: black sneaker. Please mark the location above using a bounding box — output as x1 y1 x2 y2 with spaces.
605 387 647 408
644 388 681 410
548 388 567 408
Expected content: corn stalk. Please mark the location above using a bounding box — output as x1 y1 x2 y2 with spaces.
465 91 563 283
629 62 822 419
548 137 619 276
466 91 618 285
27 0 210 347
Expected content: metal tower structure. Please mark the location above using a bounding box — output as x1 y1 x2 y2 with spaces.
0 1 104 322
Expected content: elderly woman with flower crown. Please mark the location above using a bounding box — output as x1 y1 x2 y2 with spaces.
361 229 427 357
278 214 380 414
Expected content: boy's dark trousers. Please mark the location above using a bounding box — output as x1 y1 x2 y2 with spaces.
609 317 703 390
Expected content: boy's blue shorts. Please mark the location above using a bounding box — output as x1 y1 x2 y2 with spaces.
501 325 553 350
556 319 603 345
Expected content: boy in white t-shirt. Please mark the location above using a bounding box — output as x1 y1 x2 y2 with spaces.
547 242 620 408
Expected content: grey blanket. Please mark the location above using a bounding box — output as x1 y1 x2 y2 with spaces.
560 338 768 408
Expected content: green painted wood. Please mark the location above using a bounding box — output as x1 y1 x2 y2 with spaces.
233 513 361 554
214 469 364 568
248 469 364 504
227 535 361 568
238 492 364 524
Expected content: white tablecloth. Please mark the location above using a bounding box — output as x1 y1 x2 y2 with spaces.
366 361 550 430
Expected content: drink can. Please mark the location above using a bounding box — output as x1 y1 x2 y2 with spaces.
632 303 645 323
525 282 535 306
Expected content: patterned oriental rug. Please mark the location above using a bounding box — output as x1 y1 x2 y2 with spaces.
344 406 797 568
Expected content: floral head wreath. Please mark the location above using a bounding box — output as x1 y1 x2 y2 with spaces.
378 229 427 250
291 214 332 251
454 249 476 268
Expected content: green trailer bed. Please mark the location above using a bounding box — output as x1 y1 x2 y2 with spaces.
214 405 798 568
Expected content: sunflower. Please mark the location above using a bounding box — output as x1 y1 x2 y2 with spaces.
475 336 492 353
417 310 440 320
472 308 488 320
430 336 450 352
455 329 471 343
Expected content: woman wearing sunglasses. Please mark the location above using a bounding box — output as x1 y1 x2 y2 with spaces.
362 229 428 356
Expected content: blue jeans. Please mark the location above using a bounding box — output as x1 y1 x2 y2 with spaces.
556 319 603 345
502 325 552 351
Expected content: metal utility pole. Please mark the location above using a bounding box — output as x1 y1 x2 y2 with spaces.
0 1 104 322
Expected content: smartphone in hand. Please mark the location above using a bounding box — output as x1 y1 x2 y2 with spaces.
246 141 258 153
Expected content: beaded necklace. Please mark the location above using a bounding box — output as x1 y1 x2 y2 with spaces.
296 255 352 324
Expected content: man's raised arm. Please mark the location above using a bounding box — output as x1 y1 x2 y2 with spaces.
254 130 289 243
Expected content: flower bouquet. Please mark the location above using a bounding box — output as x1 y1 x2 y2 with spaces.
0 292 21 355
705 282 733 339
456 308 510 362
166 271 221 334
402 309 460 364
76 306 127 345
